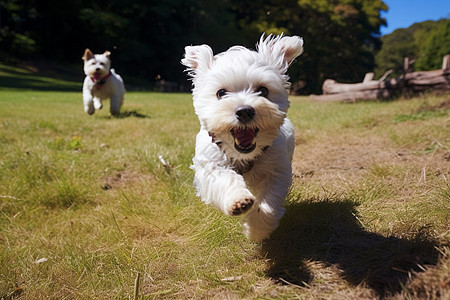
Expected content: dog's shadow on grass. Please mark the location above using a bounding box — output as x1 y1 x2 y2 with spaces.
117 110 149 118
262 198 440 297
99 110 150 119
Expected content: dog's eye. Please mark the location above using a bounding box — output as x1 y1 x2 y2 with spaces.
257 87 269 98
100 62 105 66
216 89 227 99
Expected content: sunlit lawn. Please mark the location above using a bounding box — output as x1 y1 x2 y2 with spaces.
0 66 449 299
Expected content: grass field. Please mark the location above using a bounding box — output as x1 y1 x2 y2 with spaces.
0 65 449 299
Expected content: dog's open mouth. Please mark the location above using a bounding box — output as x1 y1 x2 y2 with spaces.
230 128 259 153
93 71 102 80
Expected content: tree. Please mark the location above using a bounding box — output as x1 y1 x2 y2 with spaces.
230 0 388 94
1 0 388 93
0 0 37 60
374 28 416 78
416 20 450 71
374 19 449 78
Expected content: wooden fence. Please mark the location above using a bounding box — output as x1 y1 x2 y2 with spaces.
310 55 450 102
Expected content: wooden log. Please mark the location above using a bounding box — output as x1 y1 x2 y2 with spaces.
310 88 395 102
322 77 401 94
407 77 449 86
404 69 445 79
405 69 450 85
322 69 449 95
314 55 450 102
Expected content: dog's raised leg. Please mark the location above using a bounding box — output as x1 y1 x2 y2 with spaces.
194 166 256 216
83 94 95 115
93 97 103 110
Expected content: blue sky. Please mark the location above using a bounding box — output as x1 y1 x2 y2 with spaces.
380 0 450 35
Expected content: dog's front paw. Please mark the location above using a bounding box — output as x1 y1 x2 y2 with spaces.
230 194 255 216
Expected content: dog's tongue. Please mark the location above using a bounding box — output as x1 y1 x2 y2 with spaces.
233 128 256 146
93 72 102 80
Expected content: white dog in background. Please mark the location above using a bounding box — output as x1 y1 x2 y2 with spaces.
182 34 304 241
82 49 125 116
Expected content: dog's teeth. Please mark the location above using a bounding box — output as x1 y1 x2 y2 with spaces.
235 138 240 146
251 138 256 144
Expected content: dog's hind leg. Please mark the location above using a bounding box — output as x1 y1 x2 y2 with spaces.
242 201 286 242
242 160 292 242
109 95 120 116
118 93 124 111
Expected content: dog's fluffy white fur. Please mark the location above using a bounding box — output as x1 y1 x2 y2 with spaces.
82 49 125 116
182 34 304 241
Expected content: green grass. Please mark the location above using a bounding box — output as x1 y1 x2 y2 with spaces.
0 64 81 91
0 65 449 299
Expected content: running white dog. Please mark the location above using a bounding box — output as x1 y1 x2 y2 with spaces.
82 49 125 116
182 34 304 241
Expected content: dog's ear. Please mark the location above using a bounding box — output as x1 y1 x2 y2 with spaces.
103 50 111 58
82 48 94 61
277 35 304 66
182 45 214 74
258 34 304 70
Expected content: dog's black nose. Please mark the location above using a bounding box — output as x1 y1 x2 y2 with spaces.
235 106 255 124
96 67 100 71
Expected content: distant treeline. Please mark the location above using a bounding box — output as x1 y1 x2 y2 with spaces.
0 1 448 93
375 19 450 79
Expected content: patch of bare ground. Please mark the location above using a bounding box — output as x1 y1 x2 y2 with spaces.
293 135 387 182
101 170 155 191
292 133 449 190
279 129 449 299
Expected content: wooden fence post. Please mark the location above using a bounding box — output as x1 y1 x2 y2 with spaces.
442 54 450 70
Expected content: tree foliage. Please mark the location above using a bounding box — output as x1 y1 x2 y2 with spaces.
374 19 450 79
416 20 450 70
0 0 389 93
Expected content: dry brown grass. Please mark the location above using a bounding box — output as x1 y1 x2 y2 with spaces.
0 86 448 299
276 94 450 299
